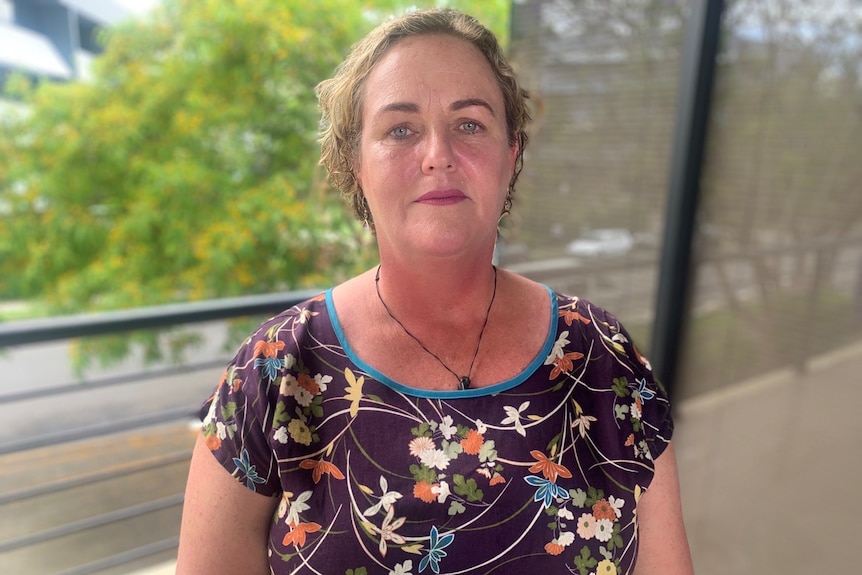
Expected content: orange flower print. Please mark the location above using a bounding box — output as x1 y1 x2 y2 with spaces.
592 498 616 521
529 450 573 483
231 377 242 392
544 541 565 555
460 429 484 455
299 458 345 484
489 473 506 486
413 481 436 503
254 339 285 358
560 308 591 326
283 521 321 548
204 433 222 451
549 352 585 379
297 373 320 395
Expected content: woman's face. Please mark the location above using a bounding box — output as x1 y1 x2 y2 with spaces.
355 34 518 260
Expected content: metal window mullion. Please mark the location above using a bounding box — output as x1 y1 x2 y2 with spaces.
650 0 725 399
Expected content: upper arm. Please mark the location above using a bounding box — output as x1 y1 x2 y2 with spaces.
633 442 694 575
177 433 280 575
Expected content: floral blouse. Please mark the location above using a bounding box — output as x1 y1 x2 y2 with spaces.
200 287 673 575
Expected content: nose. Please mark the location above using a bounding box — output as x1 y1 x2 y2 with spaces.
421 130 455 174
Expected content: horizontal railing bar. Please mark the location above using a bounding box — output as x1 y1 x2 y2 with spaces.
0 357 227 405
0 288 321 347
54 537 180 575
0 406 197 456
2 237 860 350
0 493 184 553
0 450 191 505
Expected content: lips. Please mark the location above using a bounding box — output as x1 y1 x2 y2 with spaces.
416 189 467 205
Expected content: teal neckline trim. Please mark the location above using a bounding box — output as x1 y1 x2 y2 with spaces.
325 285 558 399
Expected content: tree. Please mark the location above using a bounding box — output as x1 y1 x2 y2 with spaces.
0 0 511 313
0 0 510 367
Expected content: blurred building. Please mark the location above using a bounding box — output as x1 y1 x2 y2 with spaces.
0 0 139 95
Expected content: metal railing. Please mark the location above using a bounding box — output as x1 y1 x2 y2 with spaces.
0 288 319 575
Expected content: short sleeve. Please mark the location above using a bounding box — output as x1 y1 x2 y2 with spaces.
576 299 674 464
199 328 283 497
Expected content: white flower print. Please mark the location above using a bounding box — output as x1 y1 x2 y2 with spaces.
558 507 574 520
285 490 313 526
389 560 413 575
295 386 314 407
475 419 487 434
439 415 457 440
296 309 318 324
432 480 451 503
280 374 299 397
202 397 218 425
631 401 642 420
609 495 625 518
571 412 597 438
273 426 289 444
370 506 406 557
545 331 571 363
419 449 450 471
557 531 575 547
364 476 403 517
501 401 530 437
313 373 332 393
409 436 435 457
594 518 614 542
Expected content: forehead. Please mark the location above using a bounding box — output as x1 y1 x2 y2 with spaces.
362 34 504 113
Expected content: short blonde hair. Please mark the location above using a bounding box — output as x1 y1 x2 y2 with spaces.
316 8 530 230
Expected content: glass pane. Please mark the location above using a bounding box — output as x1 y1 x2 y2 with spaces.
508 0 688 344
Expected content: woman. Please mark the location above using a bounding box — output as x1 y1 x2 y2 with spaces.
177 9 693 574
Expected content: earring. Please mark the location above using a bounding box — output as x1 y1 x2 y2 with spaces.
501 185 513 216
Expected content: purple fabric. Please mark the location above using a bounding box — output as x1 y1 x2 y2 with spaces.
200 288 673 574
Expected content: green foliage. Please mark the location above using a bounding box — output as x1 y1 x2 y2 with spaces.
0 0 511 368
1 0 380 313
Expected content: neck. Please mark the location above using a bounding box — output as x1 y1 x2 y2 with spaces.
374 263 498 390
373 251 498 321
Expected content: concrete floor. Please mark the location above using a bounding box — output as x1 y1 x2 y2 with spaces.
133 340 862 575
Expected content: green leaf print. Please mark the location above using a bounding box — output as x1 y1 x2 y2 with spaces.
608 523 624 551
570 488 587 507
442 439 463 459
410 464 437 484
310 395 324 418
586 486 605 506
345 568 367 575
614 404 629 420
220 401 237 421
411 422 431 437
574 546 597 575
477 439 497 463
448 501 466 515
612 377 630 397
272 401 289 428
453 474 484 502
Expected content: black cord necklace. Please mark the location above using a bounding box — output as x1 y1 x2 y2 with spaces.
374 265 498 390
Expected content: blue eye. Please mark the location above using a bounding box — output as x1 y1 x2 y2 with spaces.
391 126 410 138
462 121 480 133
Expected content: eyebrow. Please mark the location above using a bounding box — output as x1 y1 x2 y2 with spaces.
375 98 496 117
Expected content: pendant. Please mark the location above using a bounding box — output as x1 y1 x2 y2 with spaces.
459 376 471 390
